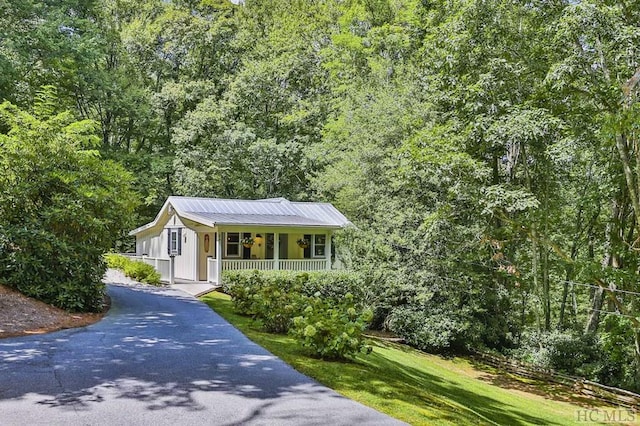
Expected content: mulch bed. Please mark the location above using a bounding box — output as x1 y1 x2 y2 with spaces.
0 284 108 339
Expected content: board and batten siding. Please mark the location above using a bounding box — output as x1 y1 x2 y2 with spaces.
163 215 196 281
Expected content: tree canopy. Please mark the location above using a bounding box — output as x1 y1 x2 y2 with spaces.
3 0 640 391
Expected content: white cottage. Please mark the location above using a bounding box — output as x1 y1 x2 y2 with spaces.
128 196 351 283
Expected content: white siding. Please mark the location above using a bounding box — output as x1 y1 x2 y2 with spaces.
174 227 197 280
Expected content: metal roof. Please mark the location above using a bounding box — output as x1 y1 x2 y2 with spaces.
129 196 350 235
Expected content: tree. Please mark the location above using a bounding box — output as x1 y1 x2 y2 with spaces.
0 89 137 311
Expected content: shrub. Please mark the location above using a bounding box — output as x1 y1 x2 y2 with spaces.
510 330 603 377
223 271 304 332
104 253 127 270
252 282 305 333
386 306 469 353
221 269 370 305
223 270 264 315
0 96 137 312
105 253 161 286
290 293 373 360
0 227 106 312
303 271 370 305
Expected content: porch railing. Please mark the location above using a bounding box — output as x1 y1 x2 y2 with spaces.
124 254 330 284
223 259 275 271
207 257 218 283
279 259 326 271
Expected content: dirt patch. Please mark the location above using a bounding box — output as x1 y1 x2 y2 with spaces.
0 284 107 339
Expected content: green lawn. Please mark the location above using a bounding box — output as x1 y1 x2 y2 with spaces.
201 291 617 426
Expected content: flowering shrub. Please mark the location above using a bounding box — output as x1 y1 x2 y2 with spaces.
290 293 373 360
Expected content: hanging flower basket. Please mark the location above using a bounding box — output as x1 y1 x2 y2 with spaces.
297 238 309 249
241 236 255 248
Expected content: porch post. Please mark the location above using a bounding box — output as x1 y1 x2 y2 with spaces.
326 232 332 270
274 232 280 270
216 230 223 284
169 254 176 284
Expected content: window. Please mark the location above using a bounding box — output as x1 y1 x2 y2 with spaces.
226 232 240 257
313 234 326 257
167 228 182 255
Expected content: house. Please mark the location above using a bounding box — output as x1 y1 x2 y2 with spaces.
128 196 351 283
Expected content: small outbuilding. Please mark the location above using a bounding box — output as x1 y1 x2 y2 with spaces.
128 196 351 283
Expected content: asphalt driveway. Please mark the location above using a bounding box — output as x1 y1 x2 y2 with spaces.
0 283 403 425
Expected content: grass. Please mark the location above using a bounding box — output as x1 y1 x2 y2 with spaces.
201 291 619 426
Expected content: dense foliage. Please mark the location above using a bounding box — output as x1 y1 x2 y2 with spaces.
4 0 640 389
222 270 372 359
0 93 137 311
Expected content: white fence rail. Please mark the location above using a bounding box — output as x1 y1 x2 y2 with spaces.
128 255 171 281
208 258 218 283
279 259 326 271
125 254 331 284
223 259 275 271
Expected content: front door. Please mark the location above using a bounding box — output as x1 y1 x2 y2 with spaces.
198 233 210 281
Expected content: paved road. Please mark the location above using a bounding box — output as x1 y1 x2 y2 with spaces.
0 283 403 425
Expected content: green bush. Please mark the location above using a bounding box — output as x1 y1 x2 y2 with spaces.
221 269 369 305
506 326 640 393
105 253 161 286
223 271 304 332
223 270 264 315
0 227 106 312
0 96 137 312
222 270 374 357
252 282 305 333
104 253 128 270
386 306 469 353
290 293 373 360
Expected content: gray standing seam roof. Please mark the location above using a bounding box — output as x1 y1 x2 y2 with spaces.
130 196 350 235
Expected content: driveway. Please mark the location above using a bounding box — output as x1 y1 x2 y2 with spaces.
0 283 402 425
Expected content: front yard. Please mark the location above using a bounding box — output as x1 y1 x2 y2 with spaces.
201 291 618 425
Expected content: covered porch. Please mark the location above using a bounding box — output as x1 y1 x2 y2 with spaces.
131 227 333 285
128 196 349 285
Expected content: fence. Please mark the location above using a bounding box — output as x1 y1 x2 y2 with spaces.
471 351 640 409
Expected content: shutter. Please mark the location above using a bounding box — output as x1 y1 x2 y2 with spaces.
177 228 182 255
167 228 171 255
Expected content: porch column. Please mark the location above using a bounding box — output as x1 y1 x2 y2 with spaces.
274 232 280 270
326 232 332 270
216 230 223 284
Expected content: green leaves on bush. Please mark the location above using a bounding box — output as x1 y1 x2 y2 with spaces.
291 293 373 360
105 253 161 286
254 284 305 333
0 227 106 312
386 306 469 353
222 269 369 305
224 271 305 332
0 95 137 312
223 270 373 359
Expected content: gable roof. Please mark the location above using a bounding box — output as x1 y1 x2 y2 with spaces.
129 196 351 235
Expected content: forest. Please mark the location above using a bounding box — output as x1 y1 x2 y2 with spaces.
1 0 640 392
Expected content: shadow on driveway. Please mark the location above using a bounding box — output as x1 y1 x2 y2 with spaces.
0 284 402 425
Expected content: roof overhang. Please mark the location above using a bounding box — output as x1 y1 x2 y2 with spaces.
129 197 350 236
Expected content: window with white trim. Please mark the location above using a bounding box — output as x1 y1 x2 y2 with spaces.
226 232 241 257
313 234 326 257
170 229 179 254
